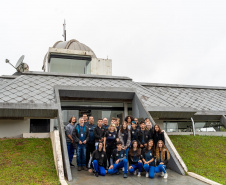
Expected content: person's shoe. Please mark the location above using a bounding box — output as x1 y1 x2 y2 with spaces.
164 173 168 179
137 172 141 177
95 172 99 177
161 172 165 177
70 163 75 167
123 173 127 178
77 166 82 171
133 170 137 175
83 166 88 171
146 172 149 178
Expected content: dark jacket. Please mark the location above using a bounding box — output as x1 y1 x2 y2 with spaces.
152 131 165 148
156 150 169 166
72 125 90 149
141 148 155 166
137 129 151 146
110 149 126 165
128 148 141 165
94 126 106 142
88 149 107 169
86 123 96 144
130 128 138 142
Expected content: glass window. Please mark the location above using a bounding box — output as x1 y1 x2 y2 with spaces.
49 55 91 74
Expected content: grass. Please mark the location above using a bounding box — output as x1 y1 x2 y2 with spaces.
0 138 60 185
169 135 226 185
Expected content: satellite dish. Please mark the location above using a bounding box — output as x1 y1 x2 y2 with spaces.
4 55 29 72
15 55 25 69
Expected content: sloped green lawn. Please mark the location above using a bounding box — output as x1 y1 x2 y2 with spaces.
0 138 60 185
169 135 226 185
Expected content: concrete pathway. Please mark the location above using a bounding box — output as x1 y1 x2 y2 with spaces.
68 163 207 185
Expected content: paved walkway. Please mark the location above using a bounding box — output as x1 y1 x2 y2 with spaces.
68 162 207 185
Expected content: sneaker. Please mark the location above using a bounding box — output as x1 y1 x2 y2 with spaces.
137 172 141 177
78 166 82 171
70 163 75 167
83 166 88 171
95 172 99 177
164 173 168 179
123 173 127 178
146 172 149 178
133 170 137 175
161 172 164 177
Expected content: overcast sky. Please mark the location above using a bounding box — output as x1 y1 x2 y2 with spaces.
0 0 226 86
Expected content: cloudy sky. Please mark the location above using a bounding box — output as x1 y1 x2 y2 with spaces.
0 0 226 86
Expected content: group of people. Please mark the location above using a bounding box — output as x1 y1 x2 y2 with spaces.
65 114 170 179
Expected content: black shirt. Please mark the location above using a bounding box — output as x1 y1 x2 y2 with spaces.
138 129 151 146
110 149 126 165
104 131 118 148
94 126 106 142
88 149 107 168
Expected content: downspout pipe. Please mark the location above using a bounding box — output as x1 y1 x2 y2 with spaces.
191 117 195 136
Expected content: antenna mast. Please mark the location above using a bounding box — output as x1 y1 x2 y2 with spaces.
62 19 66 41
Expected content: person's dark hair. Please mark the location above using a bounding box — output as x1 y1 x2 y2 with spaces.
68 116 76 123
145 139 155 155
116 141 122 146
129 140 141 157
98 142 104 151
88 116 94 120
98 118 103 121
140 120 145 125
153 124 162 134
111 117 117 121
125 115 134 123
120 121 128 133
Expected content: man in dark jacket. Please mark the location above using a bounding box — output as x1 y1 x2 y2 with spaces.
86 116 96 167
137 121 151 149
94 118 105 150
72 117 90 171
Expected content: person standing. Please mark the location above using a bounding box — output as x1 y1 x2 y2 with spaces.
102 118 109 130
103 123 118 167
138 121 151 149
94 118 105 150
118 121 131 159
83 114 89 126
142 139 155 178
88 142 108 177
152 124 165 149
128 140 143 176
115 117 121 134
155 140 170 179
108 141 128 178
131 121 138 144
125 115 134 130
65 116 77 167
86 116 96 167
72 117 90 171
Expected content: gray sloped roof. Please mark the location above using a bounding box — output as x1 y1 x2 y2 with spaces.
0 72 173 108
140 83 226 112
0 77 16 87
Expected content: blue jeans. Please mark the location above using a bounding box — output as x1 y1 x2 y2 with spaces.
77 144 86 167
143 164 155 178
129 162 143 173
108 159 128 174
92 160 106 176
67 142 74 163
155 164 166 174
125 148 129 160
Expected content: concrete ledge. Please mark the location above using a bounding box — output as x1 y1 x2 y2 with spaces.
23 133 50 138
164 131 188 173
167 132 226 137
187 172 222 185
50 130 65 184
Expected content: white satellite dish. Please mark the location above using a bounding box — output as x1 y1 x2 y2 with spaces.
5 55 29 72
15 55 25 69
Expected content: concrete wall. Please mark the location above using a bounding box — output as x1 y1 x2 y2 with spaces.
0 119 30 138
91 58 112 75
154 119 164 129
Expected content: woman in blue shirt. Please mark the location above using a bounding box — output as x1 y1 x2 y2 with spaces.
141 139 155 178
128 140 143 176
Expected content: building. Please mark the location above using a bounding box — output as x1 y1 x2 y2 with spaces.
0 38 225 180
